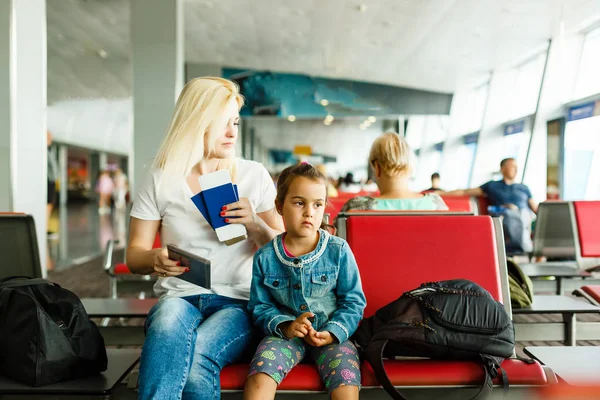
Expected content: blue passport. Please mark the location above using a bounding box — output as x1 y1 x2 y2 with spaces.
191 192 211 225
201 184 238 230
190 184 238 228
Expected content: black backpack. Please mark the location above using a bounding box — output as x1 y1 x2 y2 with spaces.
352 279 515 399
0 276 108 386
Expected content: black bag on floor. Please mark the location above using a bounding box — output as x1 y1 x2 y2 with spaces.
0 276 108 386
352 279 515 400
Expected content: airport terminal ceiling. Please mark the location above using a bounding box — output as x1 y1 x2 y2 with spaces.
47 0 600 197
46 0 600 104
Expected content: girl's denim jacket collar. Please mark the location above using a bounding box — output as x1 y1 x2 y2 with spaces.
248 229 366 343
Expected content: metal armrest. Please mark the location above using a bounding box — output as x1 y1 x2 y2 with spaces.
103 239 119 275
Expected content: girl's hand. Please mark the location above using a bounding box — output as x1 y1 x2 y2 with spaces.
152 248 188 277
281 312 314 339
221 198 258 227
303 330 334 347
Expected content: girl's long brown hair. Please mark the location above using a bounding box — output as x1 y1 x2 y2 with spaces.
276 163 336 234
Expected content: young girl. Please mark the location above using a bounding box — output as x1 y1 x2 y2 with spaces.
244 163 367 400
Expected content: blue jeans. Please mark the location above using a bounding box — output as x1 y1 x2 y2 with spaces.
138 294 258 400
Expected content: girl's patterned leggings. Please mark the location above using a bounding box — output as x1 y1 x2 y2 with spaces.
247 336 361 393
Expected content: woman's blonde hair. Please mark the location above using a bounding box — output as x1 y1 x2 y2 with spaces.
153 77 244 181
369 132 412 177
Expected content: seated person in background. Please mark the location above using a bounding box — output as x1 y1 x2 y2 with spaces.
424 172 442 193
244 163 366 400
340 133 448 212
338 172 361 193
442 158 538 214
442 158 538 253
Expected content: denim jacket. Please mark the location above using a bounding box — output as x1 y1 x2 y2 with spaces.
248 229 366 343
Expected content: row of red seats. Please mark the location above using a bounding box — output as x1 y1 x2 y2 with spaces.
568 201 600 304
105 204 599 394
325 194 488 222
215 213 554 394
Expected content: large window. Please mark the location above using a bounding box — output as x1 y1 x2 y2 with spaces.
405 116 425 150
406 115 449 185
563 107 600 200
450 84 489 136
422 116 450 146
574 27 600 100
508 52 546 120
485 50 547 125
405 115 449 149
439 83 489 190
414 145 443 192
501 119 531 180
442 133 479 190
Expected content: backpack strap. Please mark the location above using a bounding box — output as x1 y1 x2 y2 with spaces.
366 340 408 400
469 354 509 400
366 343 509 400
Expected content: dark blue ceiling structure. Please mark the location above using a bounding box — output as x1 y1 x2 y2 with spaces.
269 149 337 165
223 68 453 118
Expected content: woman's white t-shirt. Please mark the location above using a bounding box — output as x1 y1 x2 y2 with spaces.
130 159 276 300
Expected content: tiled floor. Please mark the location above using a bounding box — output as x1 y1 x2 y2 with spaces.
47 201 128 271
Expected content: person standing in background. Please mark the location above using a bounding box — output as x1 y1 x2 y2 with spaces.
95 170 114 215
112 168 129 210
46 131 59 271
47 131 59 234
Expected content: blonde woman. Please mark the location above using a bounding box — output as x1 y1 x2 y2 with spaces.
128 77 284 400
340 133 448 212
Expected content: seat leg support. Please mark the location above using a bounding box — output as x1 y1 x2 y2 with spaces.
563 312 576 346
556 278 563 295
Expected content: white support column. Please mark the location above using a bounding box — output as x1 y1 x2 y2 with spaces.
398 116 406 137
0 0 48 275
99 152 108 171
131 0 184 196
57 145 68 261
90 152 100 190
0 1 11 212
58 144 68 206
